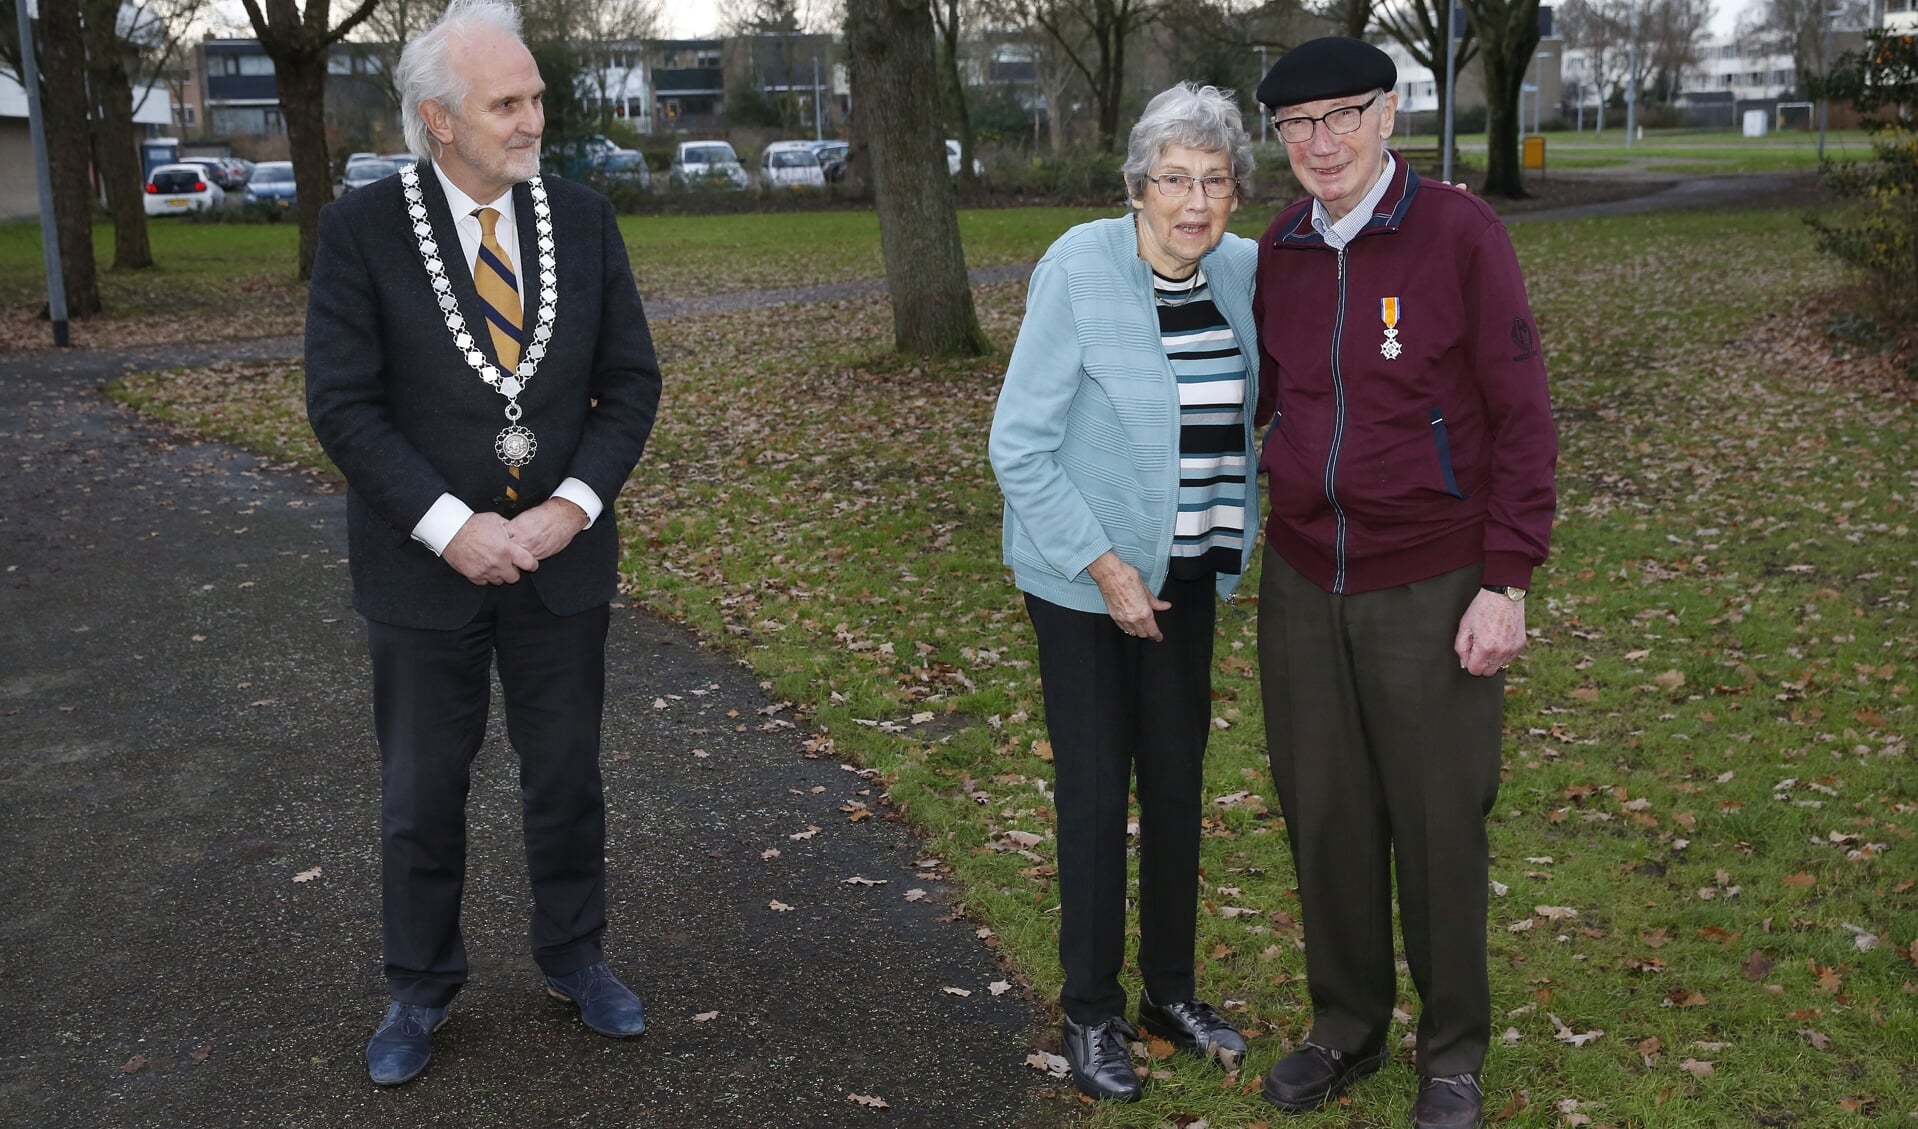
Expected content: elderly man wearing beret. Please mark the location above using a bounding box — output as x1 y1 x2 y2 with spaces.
1248 37 1558 1129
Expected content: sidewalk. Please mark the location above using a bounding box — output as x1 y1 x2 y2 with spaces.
0 345 1049 1126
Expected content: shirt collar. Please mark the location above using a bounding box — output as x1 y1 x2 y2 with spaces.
432 161 517 228
1311 152 1396 249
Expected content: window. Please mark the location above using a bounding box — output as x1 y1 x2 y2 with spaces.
328 54 351 74
239 54 275 76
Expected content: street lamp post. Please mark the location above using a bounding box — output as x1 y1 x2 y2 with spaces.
15 0 68 347
1534 51 1553 136
1819 7 1843 159
1255 45 1269 144
1443 3 1460 183
1625 7 1638 147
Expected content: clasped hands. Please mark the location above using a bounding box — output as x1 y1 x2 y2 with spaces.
443 498 588 586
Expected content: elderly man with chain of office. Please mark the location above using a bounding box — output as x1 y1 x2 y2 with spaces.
304 0 661 1085
1249 38 1558 1129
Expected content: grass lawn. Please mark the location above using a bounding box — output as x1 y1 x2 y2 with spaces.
108 201 1918 1126
0 206 1122 347
1429 128 1875 174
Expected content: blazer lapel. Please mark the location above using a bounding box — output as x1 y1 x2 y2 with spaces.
512 179 541 350
416 164 496 368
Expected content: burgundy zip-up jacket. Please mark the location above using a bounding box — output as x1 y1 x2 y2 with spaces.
1253 155 1557 596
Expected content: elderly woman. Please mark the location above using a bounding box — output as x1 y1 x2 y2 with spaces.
987 83 1260 1103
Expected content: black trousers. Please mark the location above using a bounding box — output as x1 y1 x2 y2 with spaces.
1257 549 1503 1077
1026 575 1215 1025
366 580 610 1007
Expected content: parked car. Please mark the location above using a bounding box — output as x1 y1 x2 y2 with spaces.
669 140 748 191
339 158 398 195
342 151 379 170
242 160 297 212
178 156 243 191
945 138 986 179
383 152 420 172
584 149 651 191
759 141 826 190
143 163 224 215
812 140 850 183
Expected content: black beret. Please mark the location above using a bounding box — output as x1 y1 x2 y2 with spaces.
1258 37 1397 109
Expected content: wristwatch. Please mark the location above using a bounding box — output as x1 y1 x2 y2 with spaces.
1482 584 1527 602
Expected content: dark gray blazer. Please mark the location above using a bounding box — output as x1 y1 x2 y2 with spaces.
305 167 661 630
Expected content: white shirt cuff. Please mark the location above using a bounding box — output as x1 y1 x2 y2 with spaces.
552 478 603 529
411 493 476 557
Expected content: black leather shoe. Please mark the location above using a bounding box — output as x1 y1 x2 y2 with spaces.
1060 1014 1143 1102
1412 1073 1484 1128
544 961 646 1037
1261 1040 1388 1111
1138 993 1248 1068
365 1000 449 1086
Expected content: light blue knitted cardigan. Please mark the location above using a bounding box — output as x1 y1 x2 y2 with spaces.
988 215 1260 615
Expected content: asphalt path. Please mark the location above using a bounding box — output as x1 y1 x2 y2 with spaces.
0 342 1049 1126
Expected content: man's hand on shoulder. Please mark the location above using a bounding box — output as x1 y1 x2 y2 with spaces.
506 497 589 561
444 512 541 585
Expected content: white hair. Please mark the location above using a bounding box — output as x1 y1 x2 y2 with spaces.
1121 82 1256 201
396 0 526 161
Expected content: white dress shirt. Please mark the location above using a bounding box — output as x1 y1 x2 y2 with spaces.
410 163 602 556
1310 153 1397 251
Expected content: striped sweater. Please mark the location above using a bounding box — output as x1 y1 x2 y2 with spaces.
989 216 1260 615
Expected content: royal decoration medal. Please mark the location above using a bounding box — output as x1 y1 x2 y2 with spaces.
400 165 559 468
1380 296 1403 360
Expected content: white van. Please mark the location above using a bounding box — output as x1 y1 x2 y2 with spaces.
670 140 749 191
759 140 827 190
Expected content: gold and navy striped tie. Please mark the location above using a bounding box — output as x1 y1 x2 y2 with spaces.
473 206 524 506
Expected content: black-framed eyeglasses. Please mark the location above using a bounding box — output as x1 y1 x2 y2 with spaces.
1143 173 1240 199
1271 92 1382 144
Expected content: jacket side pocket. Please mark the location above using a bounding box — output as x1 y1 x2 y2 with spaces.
1428 407 1465 499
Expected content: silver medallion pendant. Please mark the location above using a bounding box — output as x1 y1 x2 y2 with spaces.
495 424 538 467
1381 327 1403 360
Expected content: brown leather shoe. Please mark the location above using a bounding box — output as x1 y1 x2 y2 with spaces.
1260 1040 1387 1111
1412 1073 1484 1129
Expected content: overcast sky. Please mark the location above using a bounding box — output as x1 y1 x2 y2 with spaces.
664 0 724 38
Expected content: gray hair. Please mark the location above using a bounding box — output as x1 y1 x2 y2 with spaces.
1121 82 1255 201
397 0 525 161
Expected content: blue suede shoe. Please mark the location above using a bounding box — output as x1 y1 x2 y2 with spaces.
543 961 646 1037
365 1000 449 1086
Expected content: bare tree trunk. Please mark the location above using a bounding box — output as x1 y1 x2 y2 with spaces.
36 0 102 315
85 0 152 271
277 57 333 280
1096 16 1123 152
1480 47 1526 195
1463 0 1541 198
1338 0 1369 38
1379 0 1477 157
935 0 978 190
241 0 378 281
845 0 988 357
